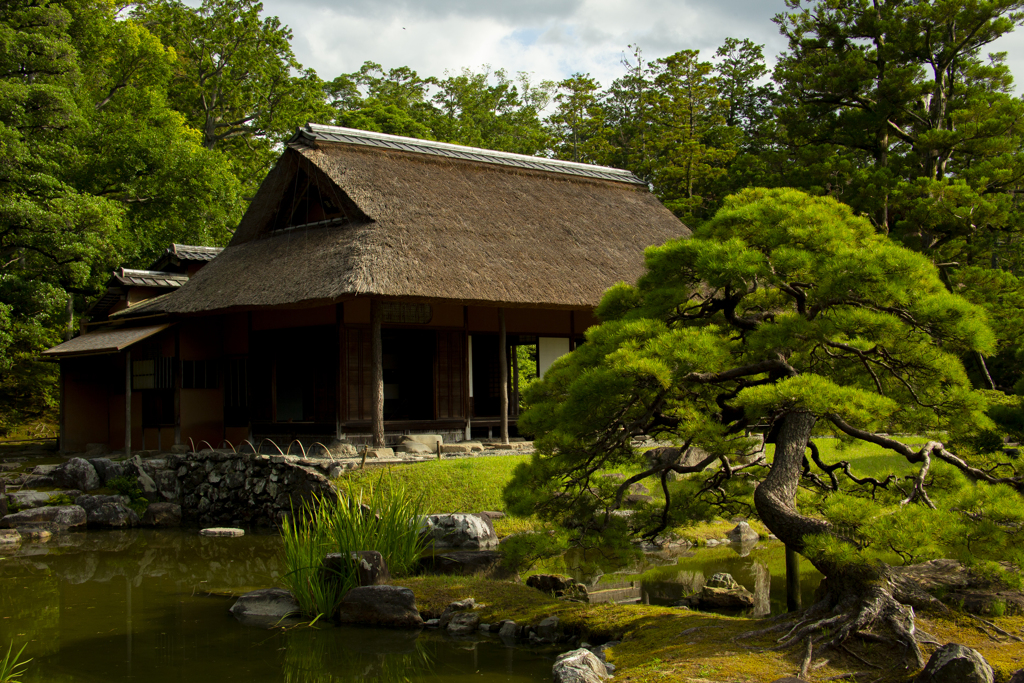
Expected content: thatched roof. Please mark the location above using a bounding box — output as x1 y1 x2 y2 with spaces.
145 124 687 315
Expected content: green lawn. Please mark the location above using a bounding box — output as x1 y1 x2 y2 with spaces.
336 437 924 538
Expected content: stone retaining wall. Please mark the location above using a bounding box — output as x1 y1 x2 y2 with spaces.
154 451 340 527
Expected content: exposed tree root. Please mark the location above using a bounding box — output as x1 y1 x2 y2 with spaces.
969 614 1024 643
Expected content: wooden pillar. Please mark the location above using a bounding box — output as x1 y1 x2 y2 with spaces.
124 350 132 459
336 303 345 443
173 330 181 446
464 306 471 441
499 308 508 444
786 545 802 612
371 299 384 448
512 344 520 418
58 363 66 455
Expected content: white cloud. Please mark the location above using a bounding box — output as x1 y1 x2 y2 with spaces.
262 0 1024 95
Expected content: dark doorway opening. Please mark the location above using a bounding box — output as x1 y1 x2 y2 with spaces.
382 329 435 421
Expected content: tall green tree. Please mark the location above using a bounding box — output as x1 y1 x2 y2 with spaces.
0 0 123 431
430 67 553 155
133 0 330 188
773 0 1024 390
650 49 735 223
327 61 436 138
547 73 605 163
507 188 1019 666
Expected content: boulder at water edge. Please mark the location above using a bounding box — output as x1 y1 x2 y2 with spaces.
89 458 125 485
553 649 609 683
141 502 181 527
697 572 755 609
445 611 480 635
75 494 140 528
526 573 589 601
52 458 101 492
1 505 87 531
335 585 423 628
323 550 391 586
230 588 301 626
728 521 759 543
918 643 993 683
419 513 498 549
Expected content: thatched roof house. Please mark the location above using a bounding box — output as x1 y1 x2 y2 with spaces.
47 124 687 455
133 124 684 315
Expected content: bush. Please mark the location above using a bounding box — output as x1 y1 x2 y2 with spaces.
282 474 429 619
106 475 148 516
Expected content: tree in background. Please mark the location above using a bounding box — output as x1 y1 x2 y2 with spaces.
547 73 605 163
506 189 1020 665
429 67 553 155
772 0 1024 391
133 0 331 189
327 61 436 138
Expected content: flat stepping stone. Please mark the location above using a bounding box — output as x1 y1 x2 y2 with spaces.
200 527 244 537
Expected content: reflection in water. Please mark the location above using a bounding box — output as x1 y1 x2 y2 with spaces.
557 540 822 615
0 530 553 683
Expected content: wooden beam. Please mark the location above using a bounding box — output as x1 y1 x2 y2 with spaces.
371 299 384 448
58 363 66 455
499 308 508 444
125 350 132 459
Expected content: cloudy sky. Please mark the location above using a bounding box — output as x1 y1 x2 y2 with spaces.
257 0 1024 93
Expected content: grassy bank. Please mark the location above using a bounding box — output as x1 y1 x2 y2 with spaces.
404 574 1024 683
333 444 1024 682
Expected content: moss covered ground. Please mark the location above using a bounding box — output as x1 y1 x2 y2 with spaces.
338 444 1024 682
404 574 1024 682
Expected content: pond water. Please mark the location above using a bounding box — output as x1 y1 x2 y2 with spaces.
0 529 824 682
0 530 555 683
556 539 824 615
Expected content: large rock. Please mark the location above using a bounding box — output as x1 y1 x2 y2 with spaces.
404 434 443 449
230 588 301 625
89 458 125 485
918 643 993 683
728 521 760 543
1 505 87 531
124 455 159 501
553 649 609 683
445 611 480 635
75 494 140 528
418 550 502 575
1008 670 1024 683
526 574 589 601
395 440 434 454
7 490 80 510
141 502 181 527
419 513 498 549
324 550 391 587
52 458 101 492
335 585 422 628
698 572 755 609
0 529 20 548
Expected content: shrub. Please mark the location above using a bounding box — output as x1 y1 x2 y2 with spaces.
282 473 429 619
107 475 148 516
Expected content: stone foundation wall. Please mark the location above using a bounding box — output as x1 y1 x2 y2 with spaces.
141 451 341 528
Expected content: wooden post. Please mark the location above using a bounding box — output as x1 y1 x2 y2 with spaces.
58 364 66 455
499 308 508 444
512 343 520 418
371 299 384 448
124 350 132 459
173 330 181 446
786 545 802 612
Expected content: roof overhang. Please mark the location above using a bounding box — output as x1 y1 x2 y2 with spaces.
42 323 174 359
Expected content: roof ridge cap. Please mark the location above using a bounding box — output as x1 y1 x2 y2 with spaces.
297 123 645 185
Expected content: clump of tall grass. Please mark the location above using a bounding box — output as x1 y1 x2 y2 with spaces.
0 642 30 683
282 473 429 619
